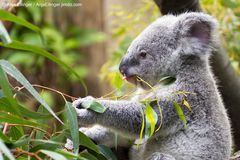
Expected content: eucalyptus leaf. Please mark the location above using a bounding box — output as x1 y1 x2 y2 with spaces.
0 9 40 33
0 140 15 160
80 151 98 160
0 131 11 144
183 99 192 112
139 108 145 144
40 150 67 160
99 145 117 160
0 97 53 119
11 136 30 148
9 126 23 141
0 41 87 94
0 60 63 124
173 102 187 128
55 149 79 159
145 103 158 138
65 102 79 154
0 111 46 129
0 21 11 44
65 130 100 154
30 143 60 152
0 66 13 98
78 131 100 154
81 100 107 113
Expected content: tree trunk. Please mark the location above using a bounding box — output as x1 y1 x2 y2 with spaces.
47 0 109 97
153 0 240 151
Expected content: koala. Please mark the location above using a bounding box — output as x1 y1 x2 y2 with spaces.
71 12 232 160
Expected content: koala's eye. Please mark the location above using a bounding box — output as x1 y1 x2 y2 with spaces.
139 51 147 59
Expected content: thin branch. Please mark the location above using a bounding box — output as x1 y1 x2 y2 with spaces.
12 148 42 160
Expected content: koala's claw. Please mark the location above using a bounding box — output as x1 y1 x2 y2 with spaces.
79 127 88 133
72 96 95 109
65 138 73 150
72 98 82 108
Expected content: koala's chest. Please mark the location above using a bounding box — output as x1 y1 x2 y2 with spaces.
132 85 175 102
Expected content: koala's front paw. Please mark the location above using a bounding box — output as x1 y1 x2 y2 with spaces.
75 108 98 126
65 138 73 150
72 96 95 109
72 96 99 127
79 125 111 145
79 127 98 144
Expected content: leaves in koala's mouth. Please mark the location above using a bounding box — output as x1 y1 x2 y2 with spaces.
81 100 107 113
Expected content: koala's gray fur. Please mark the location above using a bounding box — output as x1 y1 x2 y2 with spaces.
71 12 232 160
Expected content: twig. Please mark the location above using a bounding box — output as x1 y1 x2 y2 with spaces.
12 148 42 160
14 84 77 101
3 123 9 134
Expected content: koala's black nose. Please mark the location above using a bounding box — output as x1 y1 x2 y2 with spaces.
119 57 127 75
119 64 126 76
119 66 127 76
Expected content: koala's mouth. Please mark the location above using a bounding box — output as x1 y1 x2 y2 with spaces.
122 74 138 85
122 74 145 87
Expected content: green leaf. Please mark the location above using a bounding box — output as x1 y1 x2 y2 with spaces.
0 9 40 33
30 143 59 152
0 66 13 98
183 99 192 112
0 97 21 117
40 150 67 160
0 97 53 119
50 131 66 142
98 145 117 160
35 106 50 145
30 139 62 152
145 103 158 138
65 130 100 154
0 131 11 144
78 131 100 154
0 21 11 44
55 149 79 159
11 136 30 148
139 108 145 145
0 140 15 160
173 102 187 128
81 100 107 113
0 60 63 124
0 111 46 129
0 41 87 94
9 126 23 141
65 102 79 154
80 151 98 160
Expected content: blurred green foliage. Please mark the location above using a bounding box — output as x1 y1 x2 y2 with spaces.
101 0 240 92
1 1 107 106
0 0 239 159
101 0 159 95
0 2 113 159
201 0 240 74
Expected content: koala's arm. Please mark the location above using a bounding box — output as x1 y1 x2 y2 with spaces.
80 125 133 147
74 93 188 138
74 99 145 139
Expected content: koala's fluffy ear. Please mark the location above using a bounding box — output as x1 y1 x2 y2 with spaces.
174 12 218 55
